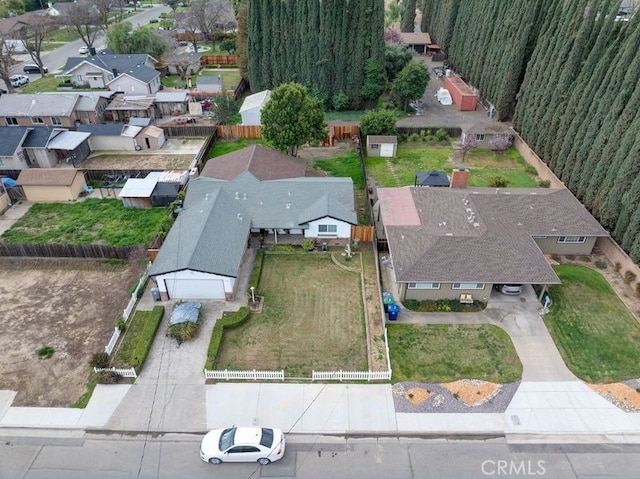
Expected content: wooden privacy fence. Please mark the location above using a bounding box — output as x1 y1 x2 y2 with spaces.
201 55 238 66
312 370 391 381
204 369 285 380
0 243 143 259
330 124 360 139
161 125 216 138
351 225 374 242
216 124 262 139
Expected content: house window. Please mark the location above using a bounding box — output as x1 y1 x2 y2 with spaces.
452 283 485 290
371 144 379 149
31 117 44 124
318 224 337 235
5 117 18 125
76 75 84 82
475 134 486 141
408 282 441 290
51 117 62 126
557 236 586 244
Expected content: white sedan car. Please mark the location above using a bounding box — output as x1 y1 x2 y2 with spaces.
9 74 29 87
200 427 285 465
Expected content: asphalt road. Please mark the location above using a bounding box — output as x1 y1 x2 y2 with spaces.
1 433 640 479
3 4 170 90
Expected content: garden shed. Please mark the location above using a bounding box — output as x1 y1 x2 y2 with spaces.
138 125 166 150
118 178 158 208
366 135 397 158
16 168 87 202
239 90 271 125
462 122 514 151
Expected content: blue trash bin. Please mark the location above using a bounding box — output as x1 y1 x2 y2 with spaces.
387 303 400 321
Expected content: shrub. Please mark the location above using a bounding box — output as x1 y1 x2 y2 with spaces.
130 306 164 370
167 321 200 342
359 109 397 137
537 179 551 188
623 270 637 285
408 133 421 142
487 176 509 188
116 318 126 331
89 352 111 368
332 91 350 111
205 306 251 370
595 261 607 270
96 371 121 384
524 164 537 175
149 18 159 23
36 346 55 359
580 256 591 262
614 262 622 272
248 248 265 293
301 238 316 251
435 128 449 142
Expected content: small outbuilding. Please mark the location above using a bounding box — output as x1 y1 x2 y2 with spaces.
366 135 398 158
415 170 450 187
16 168 87 202
444 75 478 111
118 178 158 208
239 90 271 126
462 122 515 151
138 125 166 150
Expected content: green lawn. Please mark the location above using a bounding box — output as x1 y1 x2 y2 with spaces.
314 150 365 189
215 254 368 376
365 146 538 188
543 265 640 383
20 75 62 93
199 69 241 90
388 324 522 383
1 199 171 246
207 138 266 158
47 27 81 42
112 307 165 370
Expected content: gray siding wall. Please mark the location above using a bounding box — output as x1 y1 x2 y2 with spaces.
402 283 490 301
533 236 597 255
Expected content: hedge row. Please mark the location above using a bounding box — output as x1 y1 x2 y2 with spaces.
130 305 165 371
204 306 250 370
247 249 265 295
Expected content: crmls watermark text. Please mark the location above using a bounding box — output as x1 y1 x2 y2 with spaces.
481 460 546 476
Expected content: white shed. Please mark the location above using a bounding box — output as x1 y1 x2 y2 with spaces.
366 135 398 158
239 90 271 126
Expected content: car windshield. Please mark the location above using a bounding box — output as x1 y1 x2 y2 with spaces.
218 428 236 450
260 428 274 448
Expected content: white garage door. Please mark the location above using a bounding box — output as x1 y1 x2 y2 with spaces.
380 143 395 157
164 278 225 299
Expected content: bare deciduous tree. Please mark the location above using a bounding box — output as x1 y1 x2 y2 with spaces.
17 13 56 78
57 0 102 51
0 36 18 93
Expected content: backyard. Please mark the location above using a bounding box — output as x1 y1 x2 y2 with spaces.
387 323 523 383
365 145 539 188
214 253 368 376
543 265 640 383
0 258 146 407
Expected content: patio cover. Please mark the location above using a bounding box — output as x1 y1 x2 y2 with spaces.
46 131 91 150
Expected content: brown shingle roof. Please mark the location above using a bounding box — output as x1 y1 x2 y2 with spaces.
378 187 609 284
200 145 306 181
16 168 80 186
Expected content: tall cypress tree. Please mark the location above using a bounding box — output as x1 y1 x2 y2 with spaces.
401 0 417 32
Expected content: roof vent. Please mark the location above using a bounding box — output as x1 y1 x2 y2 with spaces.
243 193 247 200
237 213 243 220
285 202 291 209
495 188 500 194
234 191 239 200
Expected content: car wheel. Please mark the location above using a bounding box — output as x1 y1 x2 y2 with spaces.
208 457 222 465
257 458 271 465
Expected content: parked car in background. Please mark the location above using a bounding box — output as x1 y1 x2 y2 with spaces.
200 427 285 465
9 75 29 87
494 284 523 295
23 64 48 74
78 46 89 54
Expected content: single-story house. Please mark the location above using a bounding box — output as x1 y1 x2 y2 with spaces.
366 135 397 157
61 52 161 95
399 32 431 55
375 185 609 302
105 94 158 122
462 122 515 150
0 94 81 128
149 145 357 300
16 168 87 202
239 90 271 126
76 123 144 151
0 126 32 170
415 170 450 187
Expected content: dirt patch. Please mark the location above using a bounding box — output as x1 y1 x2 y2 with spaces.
83 154 194 171
589 383 640 412
405 387 433 405
0 259 146 407
441 380 502 407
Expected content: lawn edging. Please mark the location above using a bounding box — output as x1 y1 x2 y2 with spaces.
204 306 251 371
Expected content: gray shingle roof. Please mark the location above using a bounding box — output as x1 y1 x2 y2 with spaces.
0 126 31 156
76 124 126 136
114 65 160 84
62 53 158 83
379 187 609 284
201 145 306 181
0 94 79 117
22 127 58 148
149 188 250 278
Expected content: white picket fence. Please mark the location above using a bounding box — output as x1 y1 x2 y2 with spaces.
204 369 285 380
312 370 391 381
93 366 137 378
104 328 121 355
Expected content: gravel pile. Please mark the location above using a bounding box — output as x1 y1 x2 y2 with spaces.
393 381 521 414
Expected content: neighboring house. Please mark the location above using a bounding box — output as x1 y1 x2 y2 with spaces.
399 32 431 55
76 123 143 151
195 75 223 95
47 91 116 125
154 91 189 116
166 51 202 76
462 122 514 150
16 168 87 202
0 94 81 128
0 181 9 214
375 185 609 302
366 135 397 158
149 145 357 300
239 90 271 126
0 126 91 169
61 53 161 94
105 94 158 122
